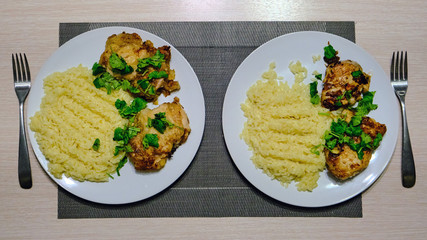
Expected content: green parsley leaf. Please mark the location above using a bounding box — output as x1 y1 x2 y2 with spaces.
351 70 363 78
113 125 141 156
148 70 168 80
109 52 134 75
309 81 320 105
372 133 383 149
350 91 378 126
326 138 337 150
315 74 322 80
115 99 127 110
324 44 337 59
310 144 322 155
92 138 100 151
357 149 365 160
143 134 159 149
92 62 106 75
137 80 157 96
345 123 363 137
147 112 175 134
116 156 127 176
115 98 147 119
93 72 121 94
137 50 166 72
121 80 140 94
331 118 347 135
344 90 353 100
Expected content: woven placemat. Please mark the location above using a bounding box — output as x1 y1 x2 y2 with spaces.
58 21 362 218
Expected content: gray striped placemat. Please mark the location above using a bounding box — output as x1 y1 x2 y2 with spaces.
58 21 362 218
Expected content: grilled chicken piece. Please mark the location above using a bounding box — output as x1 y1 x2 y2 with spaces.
128 97 191 170
325 112 387 180
99 32 180 102
321 60 371 110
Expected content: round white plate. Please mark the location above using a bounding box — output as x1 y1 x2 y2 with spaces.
222 31 399 207
27 26 205 204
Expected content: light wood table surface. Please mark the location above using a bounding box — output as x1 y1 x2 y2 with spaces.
1 1 426 239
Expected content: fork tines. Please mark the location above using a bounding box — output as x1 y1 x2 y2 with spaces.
391 51 408 81
12 53 31 83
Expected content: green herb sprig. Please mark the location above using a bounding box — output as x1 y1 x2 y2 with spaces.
142 134 159 149
323 91 382 159
92 138 100 151
147 112 175 134
115 98 147 121
109 52 133 75
137 50 166 72
324 44 337 60
93 72 122 94
137 80 156 96
309 81 320 105
113 125 141 156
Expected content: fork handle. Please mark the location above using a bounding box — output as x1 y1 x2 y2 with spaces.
18 102 32 189
398 97 416 188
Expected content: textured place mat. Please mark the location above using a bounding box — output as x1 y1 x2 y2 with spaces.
58 21 362 218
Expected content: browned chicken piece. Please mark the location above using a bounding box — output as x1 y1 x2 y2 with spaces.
325 113 387 180
321 60 371 110
128 97 191 170
99 32 180 102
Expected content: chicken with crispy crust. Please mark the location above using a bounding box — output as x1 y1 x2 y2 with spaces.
128 97 190 170
324 110 387 180
321 60 371 110
99 32 180 102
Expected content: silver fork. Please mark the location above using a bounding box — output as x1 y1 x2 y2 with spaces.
12 53 32 189
390 51 415 188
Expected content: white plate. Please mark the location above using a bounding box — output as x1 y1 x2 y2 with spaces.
27 26 205 204
222 31 399 207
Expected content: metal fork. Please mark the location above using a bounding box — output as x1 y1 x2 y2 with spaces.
12 53 32 189
390 51 415 188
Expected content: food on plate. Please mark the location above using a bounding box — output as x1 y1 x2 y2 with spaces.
30 32 192 182
324 109 387 180
128 97 191 170
320 44 386 180
240 62 332 191
30 65 133 182
96 32 179 102
320 44 371 110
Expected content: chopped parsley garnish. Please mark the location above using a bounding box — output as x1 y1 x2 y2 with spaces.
93 72 122 94
121 80 141 94
349 91 378 126
324 44 337 59
323 91 382 159
334 90 353 107
309 81 320 105
351 70 363 78
116 156 127 176
143 134 159 149
92 138 100 151
137 50 166 72
137 80 156 96
344 90 353 100
109 52 133 75
148 70 168 80
115 98 147 120
92 62 106 75
315 74 322 80
113 125 140 156
147 112 175 134
310 144 322 155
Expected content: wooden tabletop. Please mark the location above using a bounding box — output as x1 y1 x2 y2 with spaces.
1 1 426 239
